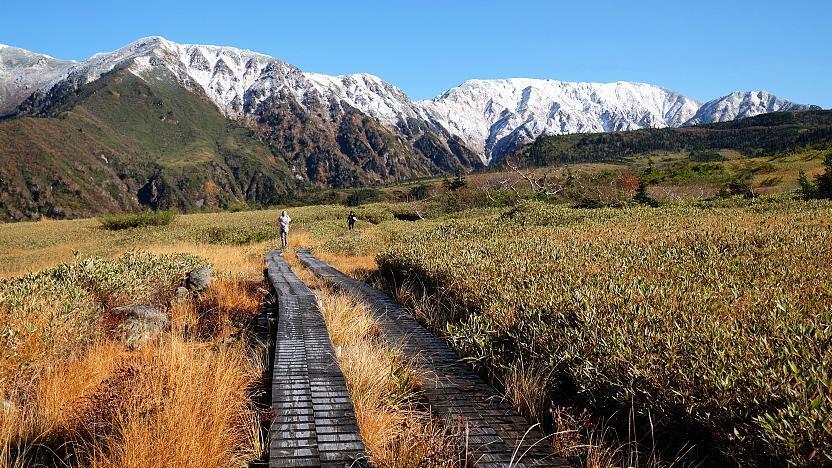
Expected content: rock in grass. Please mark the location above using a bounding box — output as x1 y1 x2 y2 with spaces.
113 305 169 350
175 286 190 302
186 266 212 291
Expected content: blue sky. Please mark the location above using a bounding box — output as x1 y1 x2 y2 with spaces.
3 0 830 106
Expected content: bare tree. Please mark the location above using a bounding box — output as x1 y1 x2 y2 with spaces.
505 163 567 196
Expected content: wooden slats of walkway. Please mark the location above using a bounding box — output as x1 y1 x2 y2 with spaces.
265 250 367 468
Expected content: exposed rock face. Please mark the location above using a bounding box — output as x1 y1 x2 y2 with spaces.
112 305 169 350
175 286 190 302
137 173 172 210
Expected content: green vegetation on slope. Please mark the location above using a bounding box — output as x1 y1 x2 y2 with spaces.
512 110 832 167
0 67 295 221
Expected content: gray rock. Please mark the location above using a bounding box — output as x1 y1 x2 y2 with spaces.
113 305 169 350
186 266 212 291
175 286 190 302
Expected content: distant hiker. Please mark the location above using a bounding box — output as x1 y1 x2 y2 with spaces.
278 210 291 249
347 211 357 230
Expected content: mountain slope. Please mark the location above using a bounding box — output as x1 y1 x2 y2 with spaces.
0 37 823 221
7 37 482 183
2 38 819 167
0 66 296 220
415 79 821 163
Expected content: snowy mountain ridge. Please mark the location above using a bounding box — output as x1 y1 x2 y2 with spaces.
0 36 821 164
417 78 704 161
685 91 816 126
0 44 74 115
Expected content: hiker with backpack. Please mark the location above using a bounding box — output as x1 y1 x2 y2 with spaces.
347 210 357 230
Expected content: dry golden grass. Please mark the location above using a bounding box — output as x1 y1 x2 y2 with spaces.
0 218 95 279
145 242 270 279
503 359 552 427
0 243 88 280
169 277 267 340
336 341 468 468
1 334 263 468
281 248 324 290
317 289 374 347
313 285 467 466
89 336 263 468
316 252 378 281
286 229 314 250
0 273 267 468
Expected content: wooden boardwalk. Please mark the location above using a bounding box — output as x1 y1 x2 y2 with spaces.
297 249 568 468
265 250 367 467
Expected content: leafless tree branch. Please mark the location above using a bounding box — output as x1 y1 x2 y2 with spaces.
505 163 565 196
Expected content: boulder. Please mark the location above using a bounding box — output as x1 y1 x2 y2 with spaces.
186 266 212 291
113 305 169 350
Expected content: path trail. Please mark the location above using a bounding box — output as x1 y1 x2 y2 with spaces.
265 250 367 467
297 249 568 468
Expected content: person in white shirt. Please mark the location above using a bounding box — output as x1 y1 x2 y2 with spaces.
278 210 291 249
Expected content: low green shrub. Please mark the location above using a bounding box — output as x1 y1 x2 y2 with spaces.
355 205 394 225
194 225 274 245
346 188 384 207
688 150 726 162
99 209 176 230
800 152 832 200
376 200 832 466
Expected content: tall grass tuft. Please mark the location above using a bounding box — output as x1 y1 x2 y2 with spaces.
0 254 267 467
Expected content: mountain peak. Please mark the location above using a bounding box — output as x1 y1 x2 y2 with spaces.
0 37 821 163
685 90 819 126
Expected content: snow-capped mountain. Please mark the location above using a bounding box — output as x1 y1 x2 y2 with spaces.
0 44 74 115
9 36 314 118
416 79 703 162
0 37 821 165
6 36 432 134
686 91 821 126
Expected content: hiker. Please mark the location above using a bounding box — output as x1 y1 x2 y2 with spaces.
278 210 291 249
347 210 357 230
